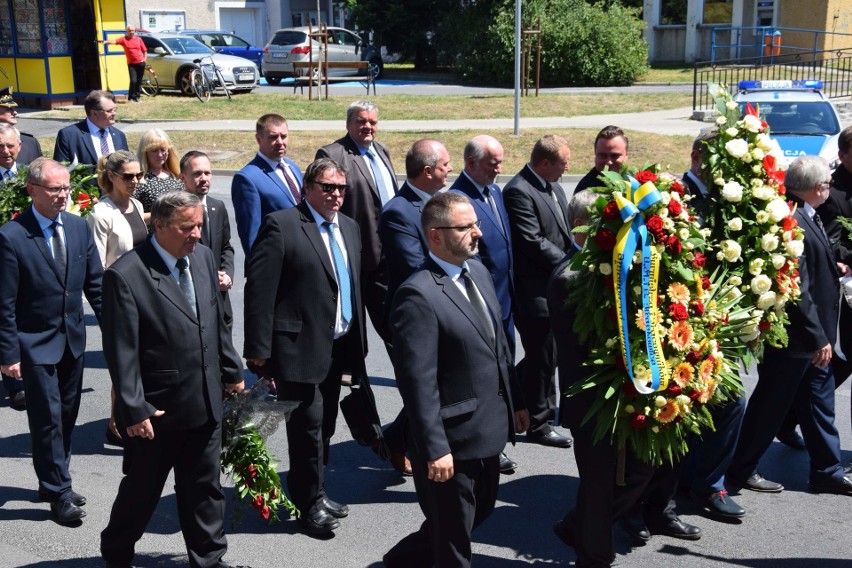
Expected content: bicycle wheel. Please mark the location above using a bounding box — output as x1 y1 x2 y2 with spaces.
215 69 232 100
140 67 159 97
191 68 211 103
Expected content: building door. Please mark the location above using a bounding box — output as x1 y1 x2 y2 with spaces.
219 7 260 46
68 0 101 94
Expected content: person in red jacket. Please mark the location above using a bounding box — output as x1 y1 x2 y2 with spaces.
100 26 147 103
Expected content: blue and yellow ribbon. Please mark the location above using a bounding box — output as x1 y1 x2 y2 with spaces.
612 177 669 394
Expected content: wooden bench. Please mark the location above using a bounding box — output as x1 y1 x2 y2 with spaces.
291 61 377 99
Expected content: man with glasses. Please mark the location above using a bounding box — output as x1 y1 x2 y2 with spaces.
0 86 42 165
53 90 129 168
244 157 367 536
0 158 103 524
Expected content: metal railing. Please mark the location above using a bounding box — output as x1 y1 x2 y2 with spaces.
709 26 852 65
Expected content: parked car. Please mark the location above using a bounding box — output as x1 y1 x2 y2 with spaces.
177 29 264 75
734 80 843 167
262 26 383 85
138 32 259 96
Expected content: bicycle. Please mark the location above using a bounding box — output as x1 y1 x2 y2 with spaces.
190 55 231 102
140 65 159 97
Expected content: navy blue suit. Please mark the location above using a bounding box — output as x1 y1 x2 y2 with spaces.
231 154 303 257
0 207 103 499
53 120 128 166
730 199 845 485
450 172 515 354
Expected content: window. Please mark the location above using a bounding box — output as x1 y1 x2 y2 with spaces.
13 0 42 54
224 34 248 48
704 0 733 24
660 0 686 25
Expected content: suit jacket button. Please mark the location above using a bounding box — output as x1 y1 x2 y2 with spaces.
203 345 208 352
204 364 209 370
329 324 334 329
64 312 69 318
64 291 70 297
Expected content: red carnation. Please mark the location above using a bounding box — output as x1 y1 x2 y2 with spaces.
692 252 706 268
669 303 689 321
635 170 658 184
629 414 647 429
646 215 665 238
667 236 683 254
690 299 705 316
667 199 683 216
623 379 638 398
603 201 619 220
668 384 683 397
252 494 265 509
595 229 617 250
261 505 271 520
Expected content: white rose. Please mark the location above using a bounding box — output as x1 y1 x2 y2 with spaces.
728 217 743 231
756 211 770 224
769 224 780 234
714 177 725 186
761 233 779 252
722 181 744 202
725 138 750 159
741 152 753 163
771 254 786 269
766 199 790 222
751 178 764 188
599 263 612 276
678 228 690 240
756 133 774 151
730 275 742 286
740 323 760 342
664 218 675 231
752 164 763 174
749 258 764 275
785 239 804 257
721 240 742 262
677 394 692 408
757 291 777 310
743 114 763 132
725 127 740 138
752 147 765 160
716 116 728 125
751 274 773 294
726 101 738 110
654 396 667 408
752 185 774 200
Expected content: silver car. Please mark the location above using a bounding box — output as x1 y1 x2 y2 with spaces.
139 32 259 96
262 26 383 86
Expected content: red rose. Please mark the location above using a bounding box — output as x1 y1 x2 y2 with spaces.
667 236 683 254
700 275 711 290
629 414 647 429
759 320 772 331
690 299 705 316
685 350 701 364
252 494 265 509
623 379 638 398
692 252 706 268
603 201 619 221
667 199 683 216
635 170 658 184
645 215 665 238
669 303 689 321
261 505 271 520
668 384 683 397
595 229 616 250
670 179 684 195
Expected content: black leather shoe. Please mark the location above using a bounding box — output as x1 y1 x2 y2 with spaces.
298 508 340 535
647 516 702 540
499 452 517 474
619 514 651 544
39 489 86 507
553 519 575 548
776 430 806 450
105 427 124 447
809 475 852 496
9 390 25 410
321 497 349 518
527 429 572 448
690 489 745 518
732 472 784 493
50 499 86 524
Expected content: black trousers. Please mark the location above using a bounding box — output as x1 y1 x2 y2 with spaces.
385 452 500 568
127 62 146 100
22 346 84 498
514 312 557 434
101 420 227 568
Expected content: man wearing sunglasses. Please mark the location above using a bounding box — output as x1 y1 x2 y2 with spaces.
0 158 103 524
53 90 129 169
244 157 367 536
0 86 42 165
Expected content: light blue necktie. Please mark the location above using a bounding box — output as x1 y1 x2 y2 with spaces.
364 148 390 204
323 222 352 324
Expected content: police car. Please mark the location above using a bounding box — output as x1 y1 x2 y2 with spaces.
734 80 842 167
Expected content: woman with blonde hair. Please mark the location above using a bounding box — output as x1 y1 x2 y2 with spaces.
89 150 148 446
135 128 184 214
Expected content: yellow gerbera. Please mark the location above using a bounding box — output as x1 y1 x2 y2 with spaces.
698 358 715 383
671 362 694 387
668 321 694 351
656 400 679 423
667 282 691 305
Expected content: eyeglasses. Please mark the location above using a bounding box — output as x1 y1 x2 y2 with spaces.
818 181 831 190
94 107 117 114
119 172 144 182
32 183 72 194
317 182 348 194
434 220 481 232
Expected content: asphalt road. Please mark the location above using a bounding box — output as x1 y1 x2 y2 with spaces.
0 175 850 568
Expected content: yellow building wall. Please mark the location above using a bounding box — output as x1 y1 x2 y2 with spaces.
48 57 75 93
96 0 129 93
15 59 48 93
0 58 18 87
778 0 852 52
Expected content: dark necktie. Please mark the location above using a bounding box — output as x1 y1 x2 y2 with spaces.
460 268 495 344
49 219 66 278
277 163 302 204
175 257 197 317
813 212 828 239
323 222 352 324
201 205 211 246
99 128 109 156
483 185 506 236
547 182 568 232
364 148 391 204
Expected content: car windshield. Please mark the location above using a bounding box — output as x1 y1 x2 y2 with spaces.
741 101 841 136
269 31 307 46
160 37 214 55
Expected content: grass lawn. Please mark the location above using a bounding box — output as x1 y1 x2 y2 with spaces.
40 128 693 175
35 91 694 122
636 66 695 84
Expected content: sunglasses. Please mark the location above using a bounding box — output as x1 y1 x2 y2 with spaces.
118 172 144 182
317 182 348 194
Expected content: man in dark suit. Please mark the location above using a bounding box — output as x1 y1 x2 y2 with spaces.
180 151 235 330
0 87 42 165
244 157 367 536
99 191 244 568
573 125 629 193
503 134 573 448
728 155 852 496
231 114 303 257
316 100 398 342
53 90 128 167
383 192 528 568
378 138 452 476
0 158 103 524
